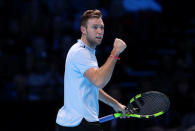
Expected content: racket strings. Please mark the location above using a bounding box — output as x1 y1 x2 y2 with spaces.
131 92 170 115
144 94 168 114
143 94 162 113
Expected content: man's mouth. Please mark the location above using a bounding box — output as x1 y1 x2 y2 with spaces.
96 36 103 40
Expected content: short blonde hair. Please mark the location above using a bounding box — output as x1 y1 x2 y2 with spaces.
80 9 102 27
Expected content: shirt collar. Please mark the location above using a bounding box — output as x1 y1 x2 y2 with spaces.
77 39 96 54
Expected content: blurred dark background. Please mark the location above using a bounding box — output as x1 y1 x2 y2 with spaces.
0 0 195 131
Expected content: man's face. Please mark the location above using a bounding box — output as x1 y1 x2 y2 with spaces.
84 18 104 46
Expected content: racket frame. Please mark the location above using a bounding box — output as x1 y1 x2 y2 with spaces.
99 91 169 123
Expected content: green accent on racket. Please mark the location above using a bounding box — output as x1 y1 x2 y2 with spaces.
154 111 164 117
135 94 141 99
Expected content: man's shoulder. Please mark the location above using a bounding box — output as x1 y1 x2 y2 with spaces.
66 43 90 62
69 43 89 55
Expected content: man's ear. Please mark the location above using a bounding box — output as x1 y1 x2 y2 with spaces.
81 25 86 35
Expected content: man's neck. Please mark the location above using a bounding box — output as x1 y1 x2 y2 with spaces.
81 36 96 50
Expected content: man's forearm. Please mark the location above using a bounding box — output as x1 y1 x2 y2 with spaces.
99 89 119 108
99 89 126 114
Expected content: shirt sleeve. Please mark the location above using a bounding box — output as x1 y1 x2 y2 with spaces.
73 48 98 76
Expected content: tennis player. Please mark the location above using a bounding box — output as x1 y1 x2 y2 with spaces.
56 9 127 131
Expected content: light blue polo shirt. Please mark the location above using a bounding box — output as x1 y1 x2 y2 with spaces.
56 39 99 127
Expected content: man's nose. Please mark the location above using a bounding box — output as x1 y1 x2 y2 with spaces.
97 27 104 34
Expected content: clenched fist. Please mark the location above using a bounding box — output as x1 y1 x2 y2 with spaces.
113 38 127 55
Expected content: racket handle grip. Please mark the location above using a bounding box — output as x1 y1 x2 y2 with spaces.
99 114 115 123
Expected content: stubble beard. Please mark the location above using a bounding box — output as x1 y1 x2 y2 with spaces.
86 35 101 48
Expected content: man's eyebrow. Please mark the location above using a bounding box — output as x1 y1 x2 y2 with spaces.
92 24 104 26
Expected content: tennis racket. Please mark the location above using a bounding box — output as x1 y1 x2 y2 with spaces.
99 91 170 123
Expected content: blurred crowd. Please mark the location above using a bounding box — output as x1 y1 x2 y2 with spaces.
0 0 195 131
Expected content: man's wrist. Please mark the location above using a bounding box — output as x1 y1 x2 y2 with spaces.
111 48 120 56
110 55 120 60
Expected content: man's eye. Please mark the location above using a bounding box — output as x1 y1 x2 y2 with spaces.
100 26 104 30
93 26 98 29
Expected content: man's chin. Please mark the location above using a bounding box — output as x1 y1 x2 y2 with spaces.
96 40 102 45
